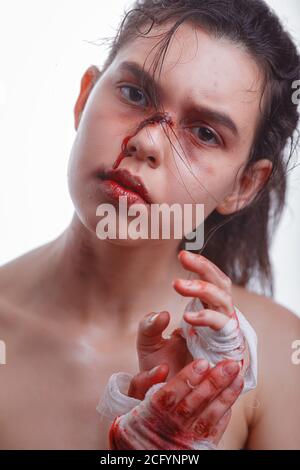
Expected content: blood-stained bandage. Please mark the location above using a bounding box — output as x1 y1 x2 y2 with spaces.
107 382 218 450
98 372 141 424
181 297 257 394
97 300 257 449
98 374 218 449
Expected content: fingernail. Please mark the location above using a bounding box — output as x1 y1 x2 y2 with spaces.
223 362 239 377
186 311 205 318
185 311 199 318
147 312 160 324
179 280 194 287
193 359 209 374
148 365 161 377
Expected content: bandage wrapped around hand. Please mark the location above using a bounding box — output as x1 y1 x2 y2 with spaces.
180 297 257 393
97 301 257 449
107 381 218 450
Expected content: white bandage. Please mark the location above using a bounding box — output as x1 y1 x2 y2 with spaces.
97 372 141 423
181 297 257 393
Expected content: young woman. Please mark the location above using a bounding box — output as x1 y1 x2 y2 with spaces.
0 0 299 449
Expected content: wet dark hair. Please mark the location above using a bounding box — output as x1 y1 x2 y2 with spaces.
98 0 300 295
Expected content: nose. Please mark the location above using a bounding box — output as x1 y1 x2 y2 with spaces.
124 112 173 168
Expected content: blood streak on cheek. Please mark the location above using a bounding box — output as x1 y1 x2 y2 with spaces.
112 134 133 169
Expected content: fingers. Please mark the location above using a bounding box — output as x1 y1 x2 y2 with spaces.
173 279 234 317
149 359 240 444
137 311 170 351
128 364 169 400
191 373 244 439
150 359 210 411
190 408 232 445
174 360 240 419
173 250 235 320
178 250 232 294
183 309 229 331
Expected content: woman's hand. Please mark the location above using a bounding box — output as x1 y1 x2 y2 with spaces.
110 358 244 450
174 250 250 372
130 249 249 400
174 250 236 330
134 309 193 382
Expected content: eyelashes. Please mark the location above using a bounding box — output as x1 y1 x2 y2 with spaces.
188 126 221 147
118 84 149 108
117 84 222 148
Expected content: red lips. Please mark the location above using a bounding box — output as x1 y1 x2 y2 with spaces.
99 168 152 205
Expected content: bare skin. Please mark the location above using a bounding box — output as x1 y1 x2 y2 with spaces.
0 236 299 449
0 22 299 450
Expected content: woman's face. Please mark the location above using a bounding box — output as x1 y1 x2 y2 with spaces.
68 22 270 240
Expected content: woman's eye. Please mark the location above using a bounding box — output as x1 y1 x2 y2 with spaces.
190 126 220 146
119 85 148 107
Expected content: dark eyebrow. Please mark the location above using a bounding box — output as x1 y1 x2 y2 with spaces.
117 60 163 99
190 104 239 138
117 60 239 138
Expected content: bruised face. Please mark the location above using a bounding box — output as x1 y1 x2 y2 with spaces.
67 22 272 241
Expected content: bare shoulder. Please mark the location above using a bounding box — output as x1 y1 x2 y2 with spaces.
0 242 51 287
0 240 56 307
232 284 300 449
232 284 300 345
232 284 300 385
0 241 59 341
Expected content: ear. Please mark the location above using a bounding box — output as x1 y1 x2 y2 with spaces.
216 159 273 215
74 65 102 131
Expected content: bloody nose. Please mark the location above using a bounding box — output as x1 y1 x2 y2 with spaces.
136 112 173 132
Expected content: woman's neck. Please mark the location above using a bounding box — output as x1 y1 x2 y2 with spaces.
45 212 189 327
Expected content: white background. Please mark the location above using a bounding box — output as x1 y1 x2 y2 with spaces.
0 0 299 316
